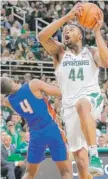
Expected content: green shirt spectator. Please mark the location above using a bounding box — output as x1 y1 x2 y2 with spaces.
11 113 23 133
15 132 29 155
6 121 22 148
1 106 13 121
16 31 28 57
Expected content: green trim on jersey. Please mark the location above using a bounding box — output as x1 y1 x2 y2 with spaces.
96 95 103 108
88 93 99 98
88 93 103 108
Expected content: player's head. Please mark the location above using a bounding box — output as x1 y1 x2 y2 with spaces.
0 77 15 95
63 24 85 48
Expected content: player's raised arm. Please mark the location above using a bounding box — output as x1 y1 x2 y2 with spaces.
38 3 83 64
30 79 61 97
91 10 108 67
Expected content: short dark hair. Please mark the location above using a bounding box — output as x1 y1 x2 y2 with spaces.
74 24 85 41
0 77 13 94
72 24 85 44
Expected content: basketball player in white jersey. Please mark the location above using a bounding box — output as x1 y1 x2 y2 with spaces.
38 2 108 179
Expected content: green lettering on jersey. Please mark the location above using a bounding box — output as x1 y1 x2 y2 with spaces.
69 69 75 81
69 68 84 81
77 68 84 81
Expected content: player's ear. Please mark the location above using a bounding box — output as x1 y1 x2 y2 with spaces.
79 33 82 41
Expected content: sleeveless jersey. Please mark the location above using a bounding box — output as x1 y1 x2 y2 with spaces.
55 47 101 108
8 83 55 130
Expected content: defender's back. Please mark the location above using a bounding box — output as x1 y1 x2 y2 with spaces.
8 83 54 129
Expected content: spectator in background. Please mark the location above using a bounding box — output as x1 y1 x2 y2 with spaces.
1 131 7 143
1 8 6 25
29 4 43 31
2 73 8 77
1 48 11 64
101 88 108 107
104 105 108 119
16 31 28 57
5 15 17 30
98 135 107 148
104 4 108 26
1 135 25 179
26 51 36 61
23 73 32 83
28 39 41 60
11 113 23 133
1 40 9 54
27 2 35 15
46 78 51 84
15 131 30 156
1 97 13 122
103 80 108 98
51 80 58 86
9 32 18 53
41 50 52 61
1 28 9 41
14 50 25 61
14 75 21 85
10 21 21 37
101 112 107 125
22 23 29 32
6 121 21 148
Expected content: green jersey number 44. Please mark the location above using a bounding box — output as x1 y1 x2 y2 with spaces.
69 68 84 81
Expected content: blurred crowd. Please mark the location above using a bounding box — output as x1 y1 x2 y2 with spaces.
1 1 108 178
1 0 108 62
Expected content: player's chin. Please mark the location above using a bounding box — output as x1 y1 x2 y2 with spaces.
64 41 74 48
64 39 71 46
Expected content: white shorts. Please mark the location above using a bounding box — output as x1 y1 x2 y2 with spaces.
63 93 104 152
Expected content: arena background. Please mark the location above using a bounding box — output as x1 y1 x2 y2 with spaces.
1 0 108 179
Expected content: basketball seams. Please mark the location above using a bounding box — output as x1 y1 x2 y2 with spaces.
89 18 96 30
78 3 102 29
83 4 93 26
91 6 101 30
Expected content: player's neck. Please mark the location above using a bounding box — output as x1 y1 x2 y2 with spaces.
68 42 83 55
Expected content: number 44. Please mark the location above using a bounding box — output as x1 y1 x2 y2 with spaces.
69 68 84 81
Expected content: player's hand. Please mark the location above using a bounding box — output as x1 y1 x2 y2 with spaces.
93 10 103 33
66 2 84 20
18 161 25 167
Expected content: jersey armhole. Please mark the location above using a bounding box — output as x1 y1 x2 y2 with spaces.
88 47 98 67
54 52 66 74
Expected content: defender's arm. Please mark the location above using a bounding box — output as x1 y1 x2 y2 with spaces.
30 79 61 97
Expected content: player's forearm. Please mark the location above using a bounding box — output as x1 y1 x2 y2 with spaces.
95 30 108 67
45 86 61 97
38 15 71 41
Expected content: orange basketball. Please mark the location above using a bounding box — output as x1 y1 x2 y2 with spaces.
77 3 102 29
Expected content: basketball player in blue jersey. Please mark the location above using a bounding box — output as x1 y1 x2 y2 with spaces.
1 77 72 179
38 2 108 179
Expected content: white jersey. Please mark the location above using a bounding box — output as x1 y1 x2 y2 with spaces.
55 47 101 108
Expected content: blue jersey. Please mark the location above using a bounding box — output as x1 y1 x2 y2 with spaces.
8 83 54 130
8 83 67 164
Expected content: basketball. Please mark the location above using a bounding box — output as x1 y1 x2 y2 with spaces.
77 3 102 29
